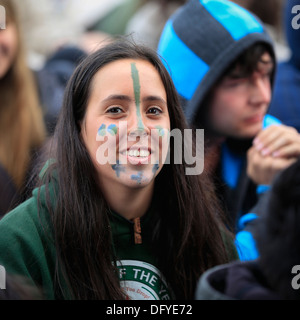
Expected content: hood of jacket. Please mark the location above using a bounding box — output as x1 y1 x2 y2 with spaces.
158 0 275 125
195 260 282 300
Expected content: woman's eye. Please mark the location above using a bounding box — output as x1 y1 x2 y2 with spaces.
147 107 162 115
106 107 123 114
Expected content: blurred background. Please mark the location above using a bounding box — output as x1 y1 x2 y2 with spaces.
11 0 290 69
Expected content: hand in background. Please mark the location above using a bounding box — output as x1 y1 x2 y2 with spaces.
247 124 300 185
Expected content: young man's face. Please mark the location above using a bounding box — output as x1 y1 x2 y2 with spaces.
209 52 273 139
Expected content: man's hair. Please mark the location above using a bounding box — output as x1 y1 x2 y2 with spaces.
220 43 275 82
196 42 275 135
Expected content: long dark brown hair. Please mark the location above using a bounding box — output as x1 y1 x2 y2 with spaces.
44 39 232 300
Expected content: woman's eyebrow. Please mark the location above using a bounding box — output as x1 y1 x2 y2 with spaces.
102 94 132 102
142 96 167 106
102 95 167 105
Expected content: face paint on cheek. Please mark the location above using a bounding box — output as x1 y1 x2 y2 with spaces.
152 162 160 175
131 63 144 130
111 160 126 178
107 124 118 136
98 124 107 137
155 126 165 137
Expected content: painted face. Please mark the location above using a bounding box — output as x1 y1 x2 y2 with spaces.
0 21 18 78
81 59 170 193
209 52 273 139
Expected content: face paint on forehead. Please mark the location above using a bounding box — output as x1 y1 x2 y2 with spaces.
131 63 144 130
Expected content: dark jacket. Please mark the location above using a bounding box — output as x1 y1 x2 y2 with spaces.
197 158 300 300
195 260 282 300
268 0 300 132
35 46 86 135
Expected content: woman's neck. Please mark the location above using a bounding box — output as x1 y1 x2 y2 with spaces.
100 180 155 221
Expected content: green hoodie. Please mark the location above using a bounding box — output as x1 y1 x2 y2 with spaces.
0 179 175 300
0 174 238 300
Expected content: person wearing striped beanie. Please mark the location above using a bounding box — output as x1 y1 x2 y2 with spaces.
158 0 300 260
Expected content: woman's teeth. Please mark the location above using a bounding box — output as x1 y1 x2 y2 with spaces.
124 149 150 157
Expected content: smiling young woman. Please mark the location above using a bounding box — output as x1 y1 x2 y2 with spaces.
0 39 238 300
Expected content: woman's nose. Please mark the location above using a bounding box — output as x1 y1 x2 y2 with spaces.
128 112 149 139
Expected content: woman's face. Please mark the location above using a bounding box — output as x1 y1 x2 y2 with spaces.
81 58 170 192
0 20 18 78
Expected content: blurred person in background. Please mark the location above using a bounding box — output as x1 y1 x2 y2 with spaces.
11 0 113 135
125 0 187 49
0 0 46 217
230 0 289 62
158 0 300 260
196 157 300 300
12 0 122 65
268 0 300 132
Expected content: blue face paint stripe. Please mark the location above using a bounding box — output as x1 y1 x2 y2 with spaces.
199 0 264 40
131 172 143 184
98 124 106 136
107 124 118 136
158 20 209 100
152 163 160 175
112 161 126 178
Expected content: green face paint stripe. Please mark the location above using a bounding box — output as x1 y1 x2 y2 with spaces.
131 63 144 130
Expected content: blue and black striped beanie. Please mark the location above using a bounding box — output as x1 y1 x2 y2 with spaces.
158 0 275 124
